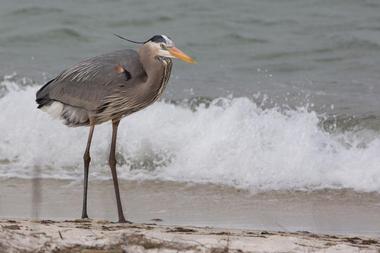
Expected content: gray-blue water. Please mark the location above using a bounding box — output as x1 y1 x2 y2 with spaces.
1 0 380 115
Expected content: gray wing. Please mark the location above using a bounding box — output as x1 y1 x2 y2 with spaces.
36 49 146 111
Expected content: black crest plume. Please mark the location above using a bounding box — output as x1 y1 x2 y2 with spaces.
113 34 146 44
114 34 168 44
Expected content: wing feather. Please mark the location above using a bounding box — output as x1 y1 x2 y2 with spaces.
36 49 146 111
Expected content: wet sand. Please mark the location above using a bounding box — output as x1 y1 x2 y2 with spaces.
1 178 380 236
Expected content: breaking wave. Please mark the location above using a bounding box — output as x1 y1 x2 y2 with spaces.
1 78 380 192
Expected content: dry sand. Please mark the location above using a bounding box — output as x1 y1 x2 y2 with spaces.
1 219 380 252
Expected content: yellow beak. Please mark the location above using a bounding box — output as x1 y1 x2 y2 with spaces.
168 47 197 64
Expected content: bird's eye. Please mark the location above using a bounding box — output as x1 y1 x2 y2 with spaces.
160 44 167 50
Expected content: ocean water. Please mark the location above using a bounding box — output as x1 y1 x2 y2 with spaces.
1 0 380 192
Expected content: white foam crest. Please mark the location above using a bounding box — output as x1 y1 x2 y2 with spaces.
1 83 380 192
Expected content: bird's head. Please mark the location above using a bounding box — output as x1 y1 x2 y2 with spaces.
147 35 196 64
115 34 196 64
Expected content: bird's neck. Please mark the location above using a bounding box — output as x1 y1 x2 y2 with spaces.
138 45 166 86
136 44 172 104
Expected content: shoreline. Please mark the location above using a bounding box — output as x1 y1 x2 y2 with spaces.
1 219 380 252
1 178 380 236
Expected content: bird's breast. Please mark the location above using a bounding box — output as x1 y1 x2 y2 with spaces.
94 58 172 123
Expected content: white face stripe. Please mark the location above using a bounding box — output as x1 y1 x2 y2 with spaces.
161 34 174 47
161 35 170 42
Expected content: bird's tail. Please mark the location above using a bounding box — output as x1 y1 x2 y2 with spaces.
35 79 55 108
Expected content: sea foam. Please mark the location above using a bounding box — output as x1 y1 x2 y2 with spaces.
1 80 380 192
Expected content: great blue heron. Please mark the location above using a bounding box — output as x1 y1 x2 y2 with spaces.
35 34 196 222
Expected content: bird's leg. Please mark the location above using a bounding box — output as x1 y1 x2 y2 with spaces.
82 123 95 219
109 119 127 223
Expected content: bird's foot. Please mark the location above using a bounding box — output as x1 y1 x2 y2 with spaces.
81 214 90 220
118 217 132 224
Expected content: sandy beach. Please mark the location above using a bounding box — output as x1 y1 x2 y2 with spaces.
1 178 380 236
1 219 380 252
